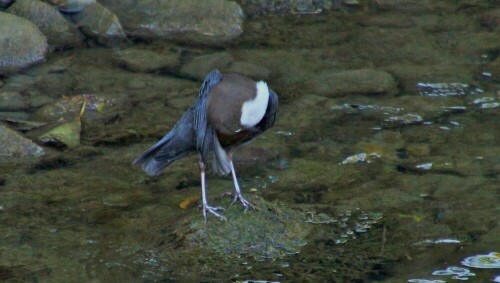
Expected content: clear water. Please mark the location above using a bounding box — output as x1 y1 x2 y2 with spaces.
1 2 499 282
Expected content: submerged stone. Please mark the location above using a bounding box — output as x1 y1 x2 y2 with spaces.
0 12 48 75
7 0 83 48
70 1 126 46
0 91 29 111
115 48 180 73
310 69 398 97
0 124 44 157
0 116 46 131
180 52 234 80
99 0 244 45
227 61 272 81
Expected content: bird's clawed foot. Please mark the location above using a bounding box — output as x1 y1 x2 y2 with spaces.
203 204 227 222
231 193 256 211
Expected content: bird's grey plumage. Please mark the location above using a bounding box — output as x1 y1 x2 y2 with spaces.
133 68 278 176
133 69 278 221
133 69 223 175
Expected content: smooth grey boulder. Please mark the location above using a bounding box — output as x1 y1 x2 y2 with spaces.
0 12 48 75
70 1 126 46
0 124 44 157
7 0 83 48
99 0 244 45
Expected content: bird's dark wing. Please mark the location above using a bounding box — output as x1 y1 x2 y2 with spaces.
261 88 279 131
193 69 223 165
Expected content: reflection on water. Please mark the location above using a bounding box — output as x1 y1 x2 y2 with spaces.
1 1 499 282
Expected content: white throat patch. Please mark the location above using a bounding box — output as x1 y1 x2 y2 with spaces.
240 81 270 128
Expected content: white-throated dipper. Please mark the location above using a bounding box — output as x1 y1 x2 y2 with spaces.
133 69 278 221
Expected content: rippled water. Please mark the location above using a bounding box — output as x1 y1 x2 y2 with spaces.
1 2 499 282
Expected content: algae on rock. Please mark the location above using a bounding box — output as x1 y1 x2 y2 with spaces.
184 196 310 261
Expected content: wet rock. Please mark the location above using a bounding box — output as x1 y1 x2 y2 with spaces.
0 116 46 131
227 61 272 81
310 69 398 97
0 74 38 93
385 64 474 95
99 0 244 45
69 1 126 46
115 48 180 73
184 196 310 260
0 91 29 111
45 0 95 13
7 0 83 48
0 124 44 157
0 12 48 75
180 52 234 80
33 71 77 97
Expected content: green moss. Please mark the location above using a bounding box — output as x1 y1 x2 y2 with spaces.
185 196 310 261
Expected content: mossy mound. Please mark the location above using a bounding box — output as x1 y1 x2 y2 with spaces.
185 196 310 261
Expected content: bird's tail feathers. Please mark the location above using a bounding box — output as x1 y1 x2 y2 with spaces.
133 110 196 176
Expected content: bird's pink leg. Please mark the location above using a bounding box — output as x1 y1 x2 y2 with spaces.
228 156 256 210
199 160 226 222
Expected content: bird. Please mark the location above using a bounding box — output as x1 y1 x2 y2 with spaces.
133 69 278 221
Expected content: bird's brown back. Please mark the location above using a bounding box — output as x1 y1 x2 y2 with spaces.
206 73 257 135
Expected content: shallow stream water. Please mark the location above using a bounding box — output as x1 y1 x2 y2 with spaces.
1 2 499 282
